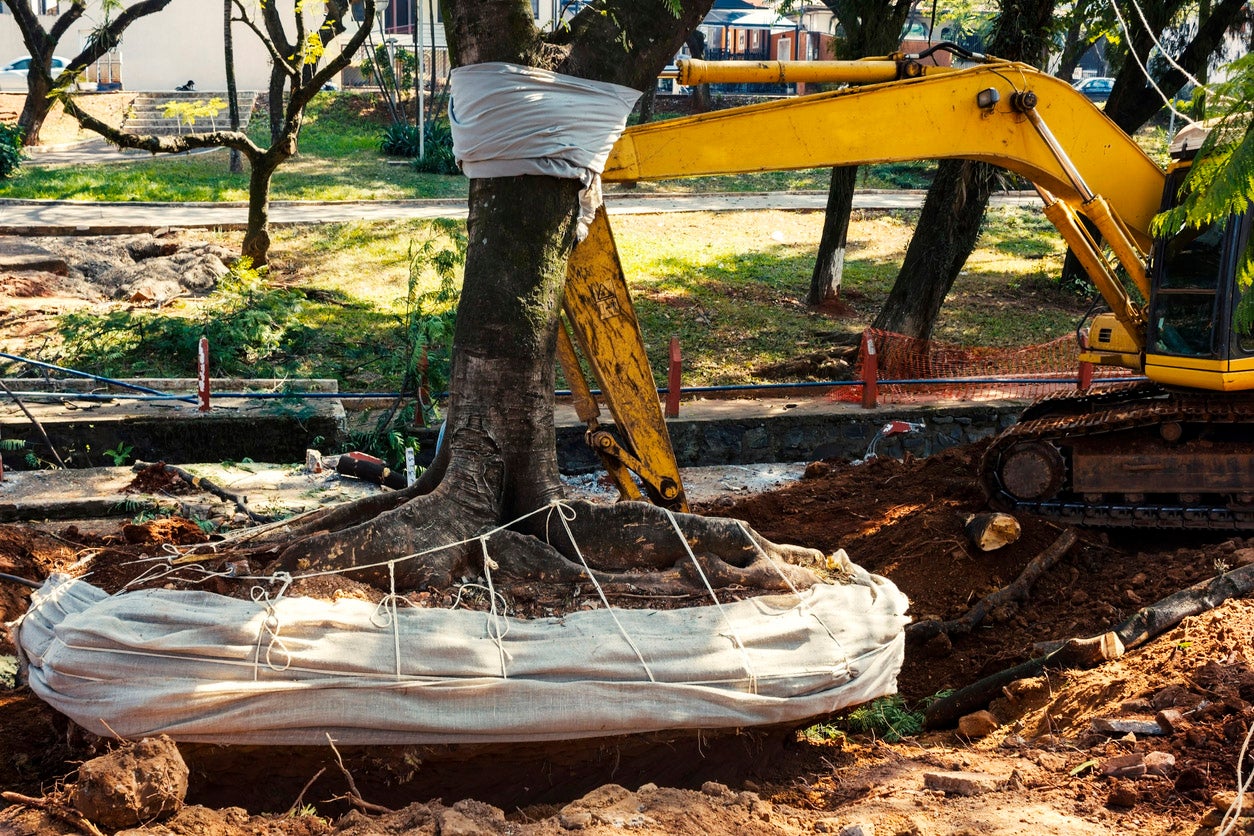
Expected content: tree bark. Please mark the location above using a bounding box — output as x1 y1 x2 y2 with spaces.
808 164 856 306
684 30 711 113
225 0 244 174
242 152 283 265
872 158 998 340
1103 0 1247 134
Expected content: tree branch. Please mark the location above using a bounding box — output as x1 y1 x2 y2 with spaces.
59 95 261 159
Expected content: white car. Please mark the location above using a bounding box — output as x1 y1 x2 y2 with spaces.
0 55 72 91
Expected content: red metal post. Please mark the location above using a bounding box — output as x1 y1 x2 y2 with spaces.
666 336 682 418
860 331 878 409
197 336 211 412
1077 332 1093 392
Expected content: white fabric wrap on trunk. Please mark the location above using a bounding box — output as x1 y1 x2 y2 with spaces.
14 565 909 745
449 62 641 239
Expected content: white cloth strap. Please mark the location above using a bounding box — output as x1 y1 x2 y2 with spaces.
449 62 642 238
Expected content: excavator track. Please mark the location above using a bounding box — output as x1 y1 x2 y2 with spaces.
980 383 1254 529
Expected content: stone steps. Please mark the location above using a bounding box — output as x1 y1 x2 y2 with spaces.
123 91 258 136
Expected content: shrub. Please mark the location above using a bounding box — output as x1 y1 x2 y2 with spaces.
412 119 459 175
380 122 421 157
0 124 24 179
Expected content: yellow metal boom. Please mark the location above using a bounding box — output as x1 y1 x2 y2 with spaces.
563 55 1169 510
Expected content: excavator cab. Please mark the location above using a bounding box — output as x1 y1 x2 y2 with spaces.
1143 168 1254 391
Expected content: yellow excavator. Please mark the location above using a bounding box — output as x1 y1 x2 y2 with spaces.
557 44 1254 529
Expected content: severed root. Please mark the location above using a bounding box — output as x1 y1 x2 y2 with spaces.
908 528 1077 642
1 791 106 836
924 559 1254 730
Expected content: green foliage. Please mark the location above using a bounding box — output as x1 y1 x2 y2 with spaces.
59 258 305 377
102 442 134 466
381 122 421 157
411 120 460 175
813 692 951 743
1153 53 1254 298
399 218 466 419
0 123 23 180
359 44 416 90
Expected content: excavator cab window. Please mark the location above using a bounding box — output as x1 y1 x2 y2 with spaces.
1150 218 1225 357
1148 169 1251 360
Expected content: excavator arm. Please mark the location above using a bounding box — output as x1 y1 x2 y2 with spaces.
560 54 1169 511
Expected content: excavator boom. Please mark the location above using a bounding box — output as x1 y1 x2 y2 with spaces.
562 53 1253 528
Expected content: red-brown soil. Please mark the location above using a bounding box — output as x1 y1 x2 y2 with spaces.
3 442 1253 834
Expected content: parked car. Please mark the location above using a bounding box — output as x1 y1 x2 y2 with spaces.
1072 76 1114 104
0 55 72 91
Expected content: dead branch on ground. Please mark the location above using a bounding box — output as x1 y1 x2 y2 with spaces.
908 528 1077 642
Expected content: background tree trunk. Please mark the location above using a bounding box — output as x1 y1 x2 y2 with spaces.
871 159 997 339
871 0 1056 341
225 0 244 174
807 0 913 307
807 165 856 306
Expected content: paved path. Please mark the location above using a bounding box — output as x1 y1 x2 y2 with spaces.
0 190 1039 234
4 136 1039 232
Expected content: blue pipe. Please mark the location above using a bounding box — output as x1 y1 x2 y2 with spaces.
0 351 194 401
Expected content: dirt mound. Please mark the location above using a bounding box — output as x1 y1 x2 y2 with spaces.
703 443 1229 703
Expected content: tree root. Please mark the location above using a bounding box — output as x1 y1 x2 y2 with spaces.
907 528 1077 642
924 559 1254 729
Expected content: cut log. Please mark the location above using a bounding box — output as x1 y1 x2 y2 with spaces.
963 512 1021 551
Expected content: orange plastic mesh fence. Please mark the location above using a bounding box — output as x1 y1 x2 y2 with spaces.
834 328 1129 404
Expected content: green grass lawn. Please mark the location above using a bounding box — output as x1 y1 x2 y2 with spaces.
0 93 467 202
32 207 1088 395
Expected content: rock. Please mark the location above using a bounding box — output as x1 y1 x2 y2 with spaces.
838 825 875 836
958 710 1000 739
71 735 188 829
922 771 1005 796
437 807 489 836
1107 781 1139 808
559 809 594 830
804 461 831 479
1091 717 1163 737
701 781 731 797
1144 751 1176 776
1099 753 1146 778
1156 708 1187 734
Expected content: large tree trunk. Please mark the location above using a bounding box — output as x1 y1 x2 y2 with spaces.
807 164 856 306
871 159 997 339
265 0 827 599
17 72 53 147
225 0 244 174
808 0 914 307
242 152 285 265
